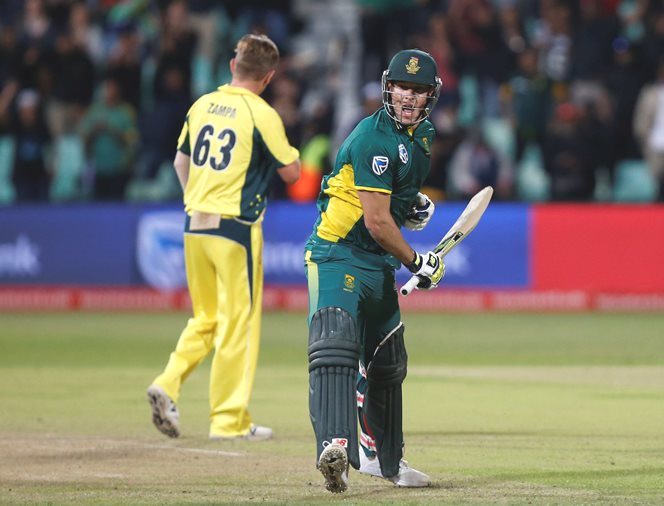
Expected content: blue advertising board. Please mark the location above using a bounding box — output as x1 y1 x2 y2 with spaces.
0 202 530 289
0 204 139 285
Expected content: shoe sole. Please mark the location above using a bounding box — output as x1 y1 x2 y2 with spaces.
147 387 180 438
317 446 348 493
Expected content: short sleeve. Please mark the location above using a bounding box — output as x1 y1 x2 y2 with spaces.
349 136 394 194
255 106 299 166
176 115 190 155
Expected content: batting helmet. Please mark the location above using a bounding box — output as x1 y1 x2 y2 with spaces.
381 49 442 126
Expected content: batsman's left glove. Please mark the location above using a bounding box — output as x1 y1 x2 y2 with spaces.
404 192 434 231
406 250 446 290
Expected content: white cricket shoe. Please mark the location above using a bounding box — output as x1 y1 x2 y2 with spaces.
359 450 431 487
209 424 273 441
317 443 349 493
146 385 180 438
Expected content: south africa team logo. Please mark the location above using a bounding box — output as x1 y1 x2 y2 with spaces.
398 144 408 164
405 57 420 74
344 274 355 291
372 156 389 175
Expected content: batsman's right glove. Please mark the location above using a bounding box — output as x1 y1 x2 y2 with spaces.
404 192 435 231
406 250 446 290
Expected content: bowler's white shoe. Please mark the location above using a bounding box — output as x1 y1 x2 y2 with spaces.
359 450 431 487
317 443 349 493
146 385 180 438
209 424 273 441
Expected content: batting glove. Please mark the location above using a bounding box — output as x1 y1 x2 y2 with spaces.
406 251 445 290
404 193 435 231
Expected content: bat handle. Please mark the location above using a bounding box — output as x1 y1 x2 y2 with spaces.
400 275 420 296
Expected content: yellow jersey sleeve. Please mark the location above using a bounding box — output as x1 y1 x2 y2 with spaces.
176 103 196 155
253 104 299 167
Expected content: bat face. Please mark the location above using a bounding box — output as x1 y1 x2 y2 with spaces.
437 186 493 251
400 186 493 296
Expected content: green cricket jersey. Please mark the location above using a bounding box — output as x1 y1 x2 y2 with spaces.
306 108 435 266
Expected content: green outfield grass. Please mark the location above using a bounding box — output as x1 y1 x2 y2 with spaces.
1 311 663 504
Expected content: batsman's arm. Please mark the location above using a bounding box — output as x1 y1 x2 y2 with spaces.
358 190 416 266
173 151 190 191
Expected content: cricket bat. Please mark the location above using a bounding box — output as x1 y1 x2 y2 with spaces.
400 186 494 296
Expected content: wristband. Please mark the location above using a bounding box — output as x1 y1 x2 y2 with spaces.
406 251 422 273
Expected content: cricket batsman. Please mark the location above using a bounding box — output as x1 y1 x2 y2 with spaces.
305 48 445 492
146 34 300 440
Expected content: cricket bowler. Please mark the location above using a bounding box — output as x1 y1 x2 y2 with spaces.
147 34 300 440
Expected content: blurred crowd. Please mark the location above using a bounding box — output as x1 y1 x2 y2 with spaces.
1 0 664 204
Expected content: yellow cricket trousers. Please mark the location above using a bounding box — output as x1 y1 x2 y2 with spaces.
152 216 264 437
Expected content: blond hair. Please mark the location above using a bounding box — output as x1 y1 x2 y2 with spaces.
233 34 280 80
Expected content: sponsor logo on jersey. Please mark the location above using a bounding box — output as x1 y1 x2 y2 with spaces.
398 143 408 163
422 136 430 155
371 155 389 175
405 57 420 75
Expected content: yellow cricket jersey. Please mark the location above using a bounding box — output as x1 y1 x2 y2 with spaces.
177 84 299 222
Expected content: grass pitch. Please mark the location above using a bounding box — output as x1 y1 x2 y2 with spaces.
1 311 663 504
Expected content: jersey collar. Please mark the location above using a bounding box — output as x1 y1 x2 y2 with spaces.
217 84 258 97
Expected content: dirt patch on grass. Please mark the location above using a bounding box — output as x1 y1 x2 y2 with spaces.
0 433 619 504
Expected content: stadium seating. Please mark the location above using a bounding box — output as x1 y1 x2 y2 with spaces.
50 135 86 202
612 159 657 202
457 75 479 127
516 144 550 201
482 117 515 160
192 54 215 97
0 136 16 205
125 162 180 202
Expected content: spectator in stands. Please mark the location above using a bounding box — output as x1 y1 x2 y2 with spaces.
286 97 333 202
135 65 190 180
10 89 52 201
47 30 95 136
15 0 56 95
570 0 619 82
105 24 142 112
424 104 466 201
0 0 24 26
570 80 615 186
187 0 220 63
268 71 303 153
642 8 664 77
542 101 596 201
18 0 56 52
69 2 105 66
533 0 573 82
356 0 420 84
633 58 664 201
447 0 507 117
0 26 20 134
448 126 513 200
334 81 383 151
422 12 459 108
605 37 647 181
153 0 197 98
502 46 552 165
79 75 138 200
